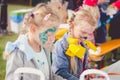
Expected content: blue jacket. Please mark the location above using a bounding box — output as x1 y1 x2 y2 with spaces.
52 33 83 80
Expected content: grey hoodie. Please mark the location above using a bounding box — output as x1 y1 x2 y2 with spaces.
5 34 65 80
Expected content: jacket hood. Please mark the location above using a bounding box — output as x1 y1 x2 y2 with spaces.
4 34 35 61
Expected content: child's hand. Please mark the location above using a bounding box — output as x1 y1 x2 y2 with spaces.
88 47 103 61
88 47 101 55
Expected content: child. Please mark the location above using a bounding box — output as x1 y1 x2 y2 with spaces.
51 9 100 80
55 0 100 42
47 1 68 24
4 3 61 80
82 0 100 44
107 0 120 62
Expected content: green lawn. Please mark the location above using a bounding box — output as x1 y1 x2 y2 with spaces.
0 32 18 80
0 3 31 80
8 4 32 13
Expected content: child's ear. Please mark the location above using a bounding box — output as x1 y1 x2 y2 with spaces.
29 23 36 33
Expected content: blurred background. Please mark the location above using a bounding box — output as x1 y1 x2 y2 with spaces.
0 0 50 80
0 0 120 80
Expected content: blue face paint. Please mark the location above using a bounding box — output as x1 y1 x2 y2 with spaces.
39 27 57 44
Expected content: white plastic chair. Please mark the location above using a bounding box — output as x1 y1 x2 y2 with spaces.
14 67 45 80
80 69 110 80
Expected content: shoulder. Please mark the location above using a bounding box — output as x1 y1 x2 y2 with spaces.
4 34 27 60
54 33 69 50
6 47 25 61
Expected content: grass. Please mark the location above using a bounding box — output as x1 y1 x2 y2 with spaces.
8 4 32 13
0 3 31 80
0 32 18 80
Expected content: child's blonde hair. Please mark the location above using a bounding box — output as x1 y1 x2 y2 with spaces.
3 3 61 60
69 9 97 73
73 9 97 28
82 4 100 20
48 1 68 23
20 3 60 34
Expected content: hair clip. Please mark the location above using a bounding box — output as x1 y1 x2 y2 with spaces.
30 12 34 18
43 13 51 21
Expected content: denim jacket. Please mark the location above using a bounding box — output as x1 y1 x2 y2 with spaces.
52 33 83 80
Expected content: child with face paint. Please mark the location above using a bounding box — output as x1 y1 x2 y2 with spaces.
51 9 99 80
4 3 62 80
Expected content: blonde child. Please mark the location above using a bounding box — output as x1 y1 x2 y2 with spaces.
81 0 100 44
51 9 100 80
47 1 68 24
4 3 62 80
48 1 69 41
